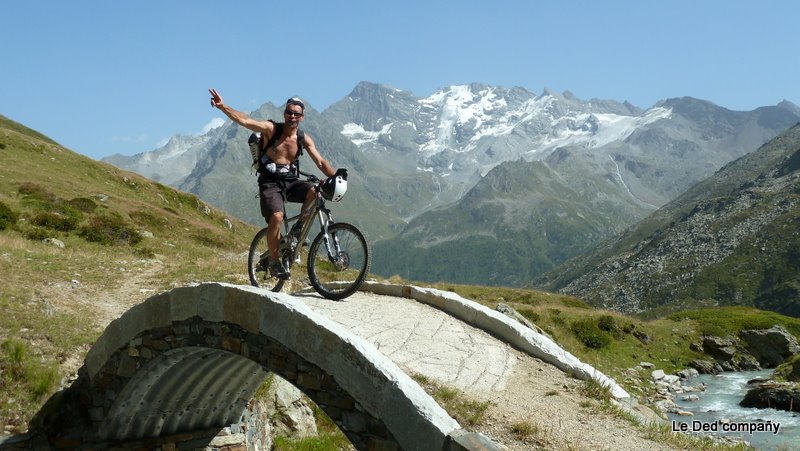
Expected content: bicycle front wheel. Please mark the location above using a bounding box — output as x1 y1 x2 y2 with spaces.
307 223 370 300
247 228 286 292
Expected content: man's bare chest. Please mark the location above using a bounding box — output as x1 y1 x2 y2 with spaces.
267 136 299 164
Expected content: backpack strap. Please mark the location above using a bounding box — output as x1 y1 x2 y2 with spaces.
296 129 304 157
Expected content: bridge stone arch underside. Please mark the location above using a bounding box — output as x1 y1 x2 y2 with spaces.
35 283 490 450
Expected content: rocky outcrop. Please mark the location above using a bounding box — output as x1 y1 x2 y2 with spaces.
496 303 551 338
740 325 800 368
263 375 317 439
697 335 761 372
740 382 800 412
689 359 723 375
692 327 800 373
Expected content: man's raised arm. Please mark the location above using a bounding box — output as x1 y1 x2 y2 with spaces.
209 88 273 133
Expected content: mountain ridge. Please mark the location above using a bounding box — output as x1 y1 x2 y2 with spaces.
101 82 800 291
536 123 800 317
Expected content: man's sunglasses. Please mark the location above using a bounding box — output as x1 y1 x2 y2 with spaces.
284 110 303 117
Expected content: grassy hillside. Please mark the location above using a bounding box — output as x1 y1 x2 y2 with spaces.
0 114 259 432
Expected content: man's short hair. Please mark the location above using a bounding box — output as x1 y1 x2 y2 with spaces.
286 97 305 110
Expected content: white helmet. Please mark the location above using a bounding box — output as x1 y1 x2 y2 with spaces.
321 168 348 202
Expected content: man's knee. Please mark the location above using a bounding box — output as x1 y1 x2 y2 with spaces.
268 211 284 227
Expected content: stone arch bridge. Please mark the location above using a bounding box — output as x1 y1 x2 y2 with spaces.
12 282 630 450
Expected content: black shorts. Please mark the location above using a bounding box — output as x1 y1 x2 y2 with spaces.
259 180 314 220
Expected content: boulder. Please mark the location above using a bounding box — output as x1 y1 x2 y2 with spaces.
736 352 762 371
264 375 317 438
740 325 800 368
699 335 763 371
701 336 737 361
495 303 550 338
690 359 723 375
740 383 800 412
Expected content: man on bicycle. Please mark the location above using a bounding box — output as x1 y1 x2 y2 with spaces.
209 88 338 279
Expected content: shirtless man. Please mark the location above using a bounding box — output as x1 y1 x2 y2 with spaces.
209 88 337 279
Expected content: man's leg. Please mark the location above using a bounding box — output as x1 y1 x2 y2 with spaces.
259 183 290 279
266 211 284 261
299 188 316 224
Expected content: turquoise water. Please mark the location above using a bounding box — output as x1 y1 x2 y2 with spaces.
668 370 800 450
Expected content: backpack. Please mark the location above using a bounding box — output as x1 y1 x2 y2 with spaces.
248 121 305 180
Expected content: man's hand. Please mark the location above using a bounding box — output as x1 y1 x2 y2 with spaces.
209 88 224 109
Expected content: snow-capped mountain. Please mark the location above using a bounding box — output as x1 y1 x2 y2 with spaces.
341 84 669 169
330 83 663 180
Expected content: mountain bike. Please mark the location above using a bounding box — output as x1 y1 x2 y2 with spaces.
247 171 371 300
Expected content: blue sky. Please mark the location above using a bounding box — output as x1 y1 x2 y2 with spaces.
2 1 798 160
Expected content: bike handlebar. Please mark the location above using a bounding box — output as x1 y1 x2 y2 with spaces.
299 170 321 184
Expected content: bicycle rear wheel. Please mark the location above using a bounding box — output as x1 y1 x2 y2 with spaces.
247 228 286 292
307 222 370 300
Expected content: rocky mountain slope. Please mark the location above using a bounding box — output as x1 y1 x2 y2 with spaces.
103 82 800 287
537 124 800 317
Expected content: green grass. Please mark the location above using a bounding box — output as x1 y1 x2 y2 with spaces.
643 423 752 451
773 355 800 382
0 117 260 432
0 339 60 431
410 373 492 426
668 306 800 338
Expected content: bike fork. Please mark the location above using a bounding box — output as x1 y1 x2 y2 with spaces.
317 211 341 261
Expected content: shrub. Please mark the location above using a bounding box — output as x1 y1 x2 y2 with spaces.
548 308 566 326
79 213 142 246
597 314 625 339
18 182 55 202
0 201 19 230
561 297 590 309
510 421 539 439
571 318 612 349
67 197 98 213
132 246 156 259
579 378 613 403
23 226 51 241
2 339 27 366
129 209 168 230
518 308 541 323
30 211 79 232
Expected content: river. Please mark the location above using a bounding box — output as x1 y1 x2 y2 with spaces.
668 370 800 450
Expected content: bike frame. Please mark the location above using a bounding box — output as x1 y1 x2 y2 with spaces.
280 173 341 265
